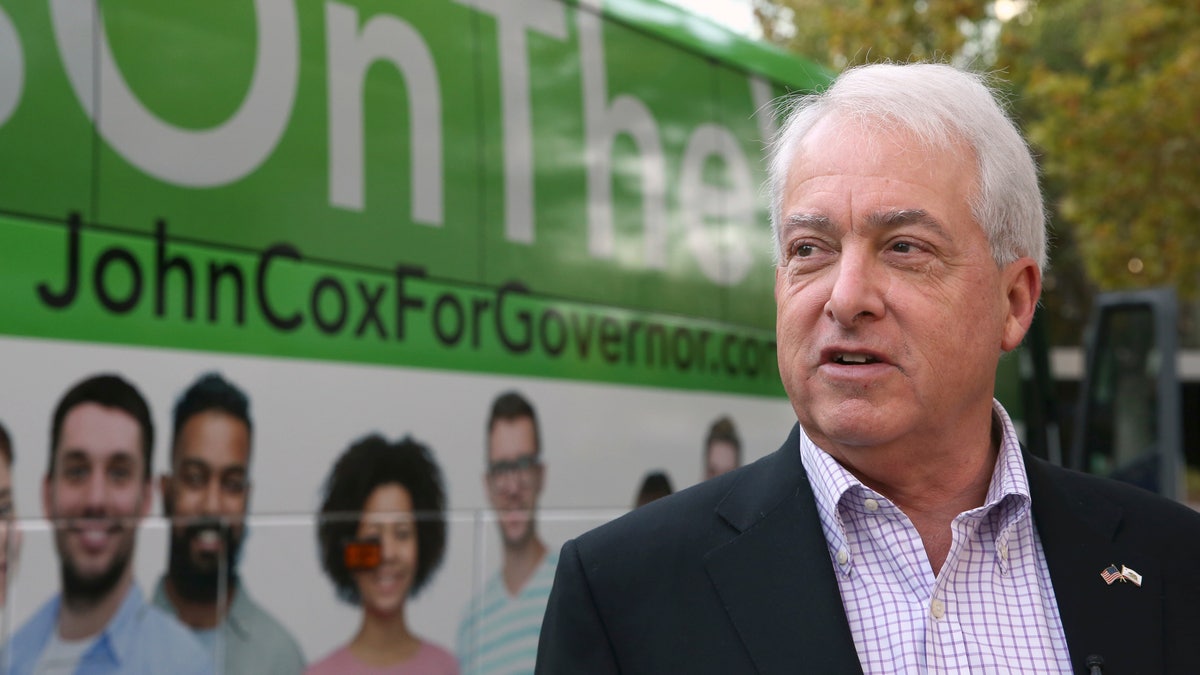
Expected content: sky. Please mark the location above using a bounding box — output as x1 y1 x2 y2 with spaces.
660 0 762 39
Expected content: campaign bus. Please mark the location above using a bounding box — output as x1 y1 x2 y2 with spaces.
0 0 836 670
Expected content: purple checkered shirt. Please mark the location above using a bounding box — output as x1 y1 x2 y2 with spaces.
799 400 1073 673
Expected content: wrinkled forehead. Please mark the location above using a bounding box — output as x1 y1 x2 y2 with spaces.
780 115 983 240
793 115 977 180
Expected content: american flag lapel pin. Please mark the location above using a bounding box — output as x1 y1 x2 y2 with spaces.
1100 564 1124 585
1120 565 1143 587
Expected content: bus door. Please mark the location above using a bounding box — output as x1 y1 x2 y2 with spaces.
1070 288 1184 500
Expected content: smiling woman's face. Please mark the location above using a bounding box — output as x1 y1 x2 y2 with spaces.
353 483 418 619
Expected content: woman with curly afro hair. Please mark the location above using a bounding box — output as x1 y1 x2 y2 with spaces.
306 434 457 674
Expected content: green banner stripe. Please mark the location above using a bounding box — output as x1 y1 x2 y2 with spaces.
0 215 785 396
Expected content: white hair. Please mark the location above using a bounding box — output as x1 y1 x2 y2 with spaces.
767 62 1046 271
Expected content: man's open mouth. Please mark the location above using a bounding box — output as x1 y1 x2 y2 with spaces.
833 353 880 365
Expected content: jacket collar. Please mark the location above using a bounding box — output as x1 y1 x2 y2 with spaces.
1026 452 1163 673
701 428 1160 674
704 424 863 674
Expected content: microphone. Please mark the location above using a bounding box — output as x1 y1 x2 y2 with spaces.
1085 654 1104 675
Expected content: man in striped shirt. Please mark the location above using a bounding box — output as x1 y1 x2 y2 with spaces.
537 62 1200 674
458 391 557 675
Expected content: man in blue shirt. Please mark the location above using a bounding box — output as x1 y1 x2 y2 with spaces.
2 374 212 674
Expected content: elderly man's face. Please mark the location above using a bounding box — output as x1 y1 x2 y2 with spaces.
774 120 1036 454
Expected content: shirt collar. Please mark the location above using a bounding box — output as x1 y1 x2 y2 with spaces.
93 582 148 666
798 399 1032 552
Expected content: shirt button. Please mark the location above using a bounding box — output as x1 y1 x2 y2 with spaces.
930 598 945 619
864 498 879 512
836 548 849 565
998 542 1009 560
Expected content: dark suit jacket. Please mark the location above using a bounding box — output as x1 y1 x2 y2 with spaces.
537 425 1200 674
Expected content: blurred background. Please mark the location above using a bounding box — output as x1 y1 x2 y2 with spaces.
667 0 1200 499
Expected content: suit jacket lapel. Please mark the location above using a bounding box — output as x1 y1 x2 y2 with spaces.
1027 453 1164 672
704 425 863 674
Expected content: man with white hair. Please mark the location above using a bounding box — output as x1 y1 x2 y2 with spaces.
536 62 1200 673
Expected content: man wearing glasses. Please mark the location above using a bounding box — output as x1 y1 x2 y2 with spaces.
154 373 304 674
457 391 556 675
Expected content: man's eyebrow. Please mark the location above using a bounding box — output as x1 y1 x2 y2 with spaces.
59 449 90 463
783 210 951 239
865 209 949 238
782 213 834 234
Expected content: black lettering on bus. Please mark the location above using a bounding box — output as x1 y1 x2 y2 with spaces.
354 280 387 338
207 261 246 325
644 322 667 367
256 244 303 331
571 312 595 358
155 220 195 319
696 330 712 370
470 297 491 348
393 265 426 341
433 292 465 346
741 336 762 377
94 247 143 314
539 308 567 357
37 213 82 309
721 334 738 375
495 282 532 353
671 326 694 369
599 316 621 364
625 319 643 364
311 276 349 335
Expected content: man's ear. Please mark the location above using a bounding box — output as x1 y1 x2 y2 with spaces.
140 478 153 518
1001 258 1041 352
42 473 52 518
532 462 546 496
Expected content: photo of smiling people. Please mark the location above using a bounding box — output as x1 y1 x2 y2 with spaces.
155 372 305 674
3 374 212 674
0 420 20 608
308 434 457 675
456 391 554 675
702 415 742 480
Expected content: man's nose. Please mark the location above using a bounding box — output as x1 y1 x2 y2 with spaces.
202 480 222 514
825 248 885 327
84 470 109 510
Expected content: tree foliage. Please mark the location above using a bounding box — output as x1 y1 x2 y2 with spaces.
997 0 1200 300
753 0 989 69
755 0 1200 342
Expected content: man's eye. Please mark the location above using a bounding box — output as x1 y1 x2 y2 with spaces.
222 476 247 495
63 465 89 481
891 241 915 253
791 243 816 258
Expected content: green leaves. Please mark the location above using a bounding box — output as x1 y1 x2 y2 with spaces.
756 0 1200 340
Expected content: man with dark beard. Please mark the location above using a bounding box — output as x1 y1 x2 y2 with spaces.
3 374 211 674
154 372 305 674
